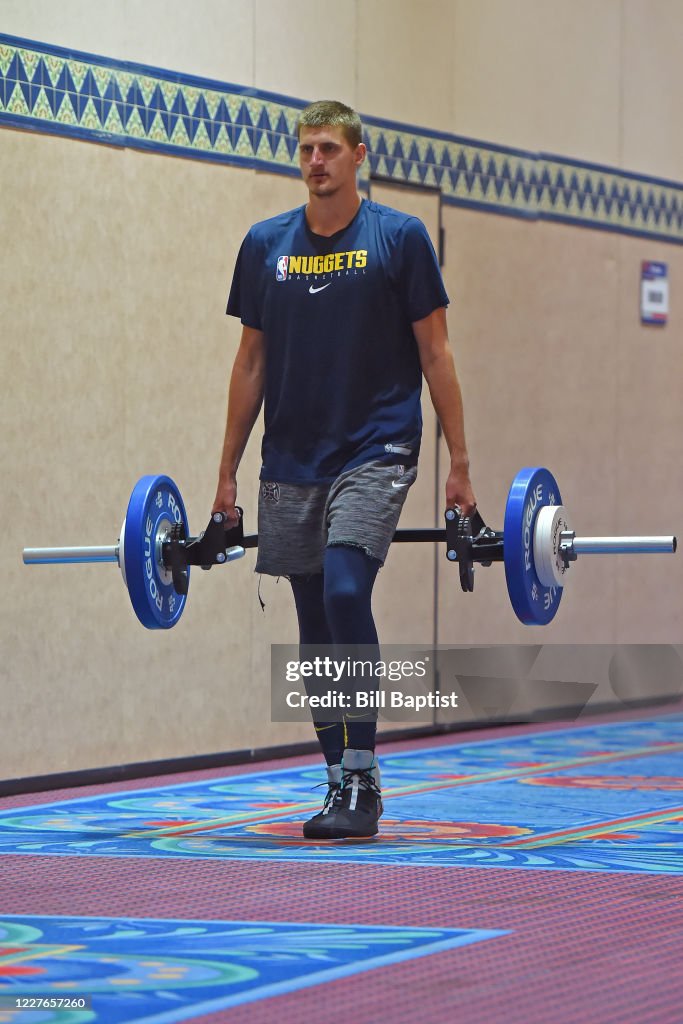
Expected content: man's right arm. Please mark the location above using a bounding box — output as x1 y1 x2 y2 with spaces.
212 325 266 523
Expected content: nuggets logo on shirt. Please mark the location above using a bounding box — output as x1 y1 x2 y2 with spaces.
275 250 367 281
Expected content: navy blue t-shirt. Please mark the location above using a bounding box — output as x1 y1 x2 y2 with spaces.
226 198 449 483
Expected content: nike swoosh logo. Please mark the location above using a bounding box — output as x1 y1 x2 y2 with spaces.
309 283 332 294
391 480 407 489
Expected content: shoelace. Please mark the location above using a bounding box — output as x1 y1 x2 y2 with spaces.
311 781 342 809
341 768 381 797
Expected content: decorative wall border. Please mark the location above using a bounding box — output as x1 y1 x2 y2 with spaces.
2 33 682 245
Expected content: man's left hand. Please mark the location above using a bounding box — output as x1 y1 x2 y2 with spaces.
445 462 477 517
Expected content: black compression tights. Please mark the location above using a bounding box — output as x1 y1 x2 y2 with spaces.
289 545 381 765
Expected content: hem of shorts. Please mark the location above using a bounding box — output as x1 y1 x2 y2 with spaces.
254 564 322 578
327 540 385 565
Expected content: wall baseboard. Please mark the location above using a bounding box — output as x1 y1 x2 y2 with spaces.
1 697 676 798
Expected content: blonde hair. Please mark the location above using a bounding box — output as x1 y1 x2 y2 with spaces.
297 100 363 149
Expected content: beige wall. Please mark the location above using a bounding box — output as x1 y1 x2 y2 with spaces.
452 0 622 165
1 1 682 778
452 0 683 180
437 206 683 649
0 1 255 86
1 131 311 779
621 0 683 182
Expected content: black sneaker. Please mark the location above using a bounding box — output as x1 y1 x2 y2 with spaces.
304 749 383 840
303 764 342 839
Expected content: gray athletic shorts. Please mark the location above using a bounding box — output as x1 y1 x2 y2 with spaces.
255 459 418 576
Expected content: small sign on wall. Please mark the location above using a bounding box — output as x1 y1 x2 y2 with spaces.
641 261 669 325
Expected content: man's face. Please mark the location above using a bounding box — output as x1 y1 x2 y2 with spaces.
299 125 366 197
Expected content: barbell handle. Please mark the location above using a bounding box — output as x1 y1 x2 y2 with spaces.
23 545 120 565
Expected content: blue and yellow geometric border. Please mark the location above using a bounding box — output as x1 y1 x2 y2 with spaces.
2 33 682 245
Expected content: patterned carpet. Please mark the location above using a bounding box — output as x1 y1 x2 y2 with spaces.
1 708 682 1023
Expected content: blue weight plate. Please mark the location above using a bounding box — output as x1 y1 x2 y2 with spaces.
503 467 563 626
123 475 189 629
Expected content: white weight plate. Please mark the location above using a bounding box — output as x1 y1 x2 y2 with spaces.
533 505 573 588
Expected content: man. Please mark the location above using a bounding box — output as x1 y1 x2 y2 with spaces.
213 100 475 840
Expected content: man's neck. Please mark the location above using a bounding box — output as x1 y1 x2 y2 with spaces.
305 191 362 237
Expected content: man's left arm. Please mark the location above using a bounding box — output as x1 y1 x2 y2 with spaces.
412 306 477 515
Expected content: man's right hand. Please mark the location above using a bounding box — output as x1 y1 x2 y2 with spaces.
212 476 240 528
